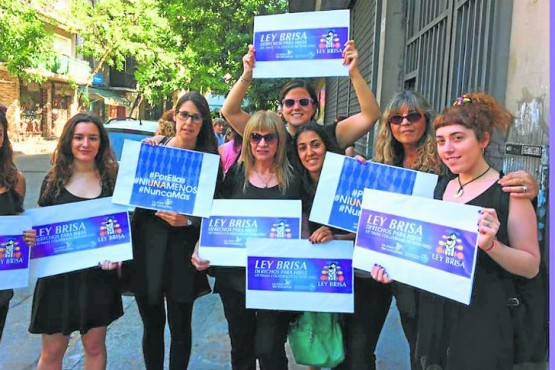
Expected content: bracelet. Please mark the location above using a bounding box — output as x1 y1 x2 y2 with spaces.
483 239 496 252
239 77 251 84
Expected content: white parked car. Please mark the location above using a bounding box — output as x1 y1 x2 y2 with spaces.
104 117 158 160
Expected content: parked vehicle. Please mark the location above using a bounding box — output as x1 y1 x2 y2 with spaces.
104 117 158 160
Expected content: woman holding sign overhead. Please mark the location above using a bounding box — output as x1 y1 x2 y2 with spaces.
193 110 302 370
132 91 218 370
29 113 122 370
221 40 381 165
373 93 540 369
0 108 36 342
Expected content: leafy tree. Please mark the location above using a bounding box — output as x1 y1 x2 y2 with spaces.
161 0 288 110
69 0 185 107
0 0 55 82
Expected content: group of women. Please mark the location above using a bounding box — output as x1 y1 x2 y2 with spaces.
0 39 541 370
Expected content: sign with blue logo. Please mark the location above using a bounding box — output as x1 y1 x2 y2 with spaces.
252 10 350 78
246 239 354 313
199 199 302 267
0 216 32 289
26 198 132 278
112 140 219 217
354 189 479 305
310 153 438 232
92 73 104 85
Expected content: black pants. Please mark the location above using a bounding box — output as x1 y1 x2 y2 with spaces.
335 277 392 370
136 295 193 370
216 272 296 370
0 302 8 342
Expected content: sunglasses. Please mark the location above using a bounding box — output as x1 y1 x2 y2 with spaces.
250 133 278 144
282 98 314 108
176 111 202 124
388 112 423 125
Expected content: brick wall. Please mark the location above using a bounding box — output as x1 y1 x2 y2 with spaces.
0 68 21 140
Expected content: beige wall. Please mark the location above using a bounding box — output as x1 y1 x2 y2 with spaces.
505 0 549 147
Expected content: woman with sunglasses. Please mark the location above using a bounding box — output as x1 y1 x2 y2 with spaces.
0 109 36 343
221 40 381 165
193 110 302 370
132 92 217 370
371 92 541 369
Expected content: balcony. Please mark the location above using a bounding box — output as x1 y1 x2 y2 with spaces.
39 54 91 84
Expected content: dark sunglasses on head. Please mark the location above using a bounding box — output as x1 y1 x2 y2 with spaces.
388 112 423 125
250 133 278 144
282 98 314 108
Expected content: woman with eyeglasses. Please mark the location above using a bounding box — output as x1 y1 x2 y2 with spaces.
221 40 381 166
373 92 540 369
370 91 540 369
132 91 218 370
192 110 302 370
0 109 36 343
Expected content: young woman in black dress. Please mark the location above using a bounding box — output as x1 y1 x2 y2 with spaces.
29 113 122 370
0 109 35 342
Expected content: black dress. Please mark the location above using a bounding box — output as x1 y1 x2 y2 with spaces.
0 188 23 341
29 187 123 335
416 179 513 370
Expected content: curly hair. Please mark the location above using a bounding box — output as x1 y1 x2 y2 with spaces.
434 92 513 141
374 90 441 175
157 109 176 136
40 113 118 205
240 110 293 194
0 110 19 191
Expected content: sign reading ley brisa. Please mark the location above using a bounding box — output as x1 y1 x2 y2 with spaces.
354 189 479 305
199 199 302 267
253 10 350 78
112 140 219 217
246 239 354 313
27 198 132 278
0 215 32 289
310 153 438 232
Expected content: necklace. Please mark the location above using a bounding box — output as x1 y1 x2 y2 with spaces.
454 165 491 198
254 171 274 188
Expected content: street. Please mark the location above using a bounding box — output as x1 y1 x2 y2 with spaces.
1 147 409 370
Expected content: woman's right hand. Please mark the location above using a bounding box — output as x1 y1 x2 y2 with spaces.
23 229 36 247
142 135 164 146
191 242 211 271
370 264 393 284
354 154 367 164
242 45 256 75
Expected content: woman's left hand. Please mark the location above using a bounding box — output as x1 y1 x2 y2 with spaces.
23 229 36 247
477 208 500 251
371 264 393 284
309 226 334 244
342 40 359 73
498 170 538 199
155 211 195 227
99 260 122 270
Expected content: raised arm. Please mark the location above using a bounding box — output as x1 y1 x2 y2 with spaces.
221 45 255 136
335 40 381 149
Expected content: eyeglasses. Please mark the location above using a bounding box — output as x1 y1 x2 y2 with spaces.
250 133 278 144
388 112 423 125
176 111 202 124
282 98 314 108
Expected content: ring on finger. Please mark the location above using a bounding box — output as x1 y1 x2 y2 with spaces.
485 222 490 228
522 185 528 193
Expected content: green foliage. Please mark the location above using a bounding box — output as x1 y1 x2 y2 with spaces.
0 0 56 82
161 0 288 108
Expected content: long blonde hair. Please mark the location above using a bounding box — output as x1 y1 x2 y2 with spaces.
374 90 441 175
240 110 293 194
